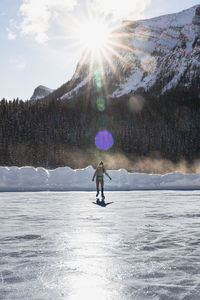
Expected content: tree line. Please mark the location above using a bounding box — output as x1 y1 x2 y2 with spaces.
0 80 200 170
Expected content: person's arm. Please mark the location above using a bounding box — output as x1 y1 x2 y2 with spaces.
104 168 111 180
92 169 97 181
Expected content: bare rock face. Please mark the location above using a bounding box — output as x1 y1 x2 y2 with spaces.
192 6 200 26
30 85 54 101
195 6 200 16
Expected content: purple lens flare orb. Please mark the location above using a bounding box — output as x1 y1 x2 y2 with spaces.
95 130 114 150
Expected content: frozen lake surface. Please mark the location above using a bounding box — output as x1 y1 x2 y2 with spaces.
1 191 200 300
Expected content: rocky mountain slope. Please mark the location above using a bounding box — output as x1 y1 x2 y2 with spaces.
30 85 54 100
41 5 200 103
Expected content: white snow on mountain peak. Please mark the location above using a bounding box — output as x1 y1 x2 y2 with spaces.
110 5 200 97
30 85 54 101
61 77 88 100
60 5 200 100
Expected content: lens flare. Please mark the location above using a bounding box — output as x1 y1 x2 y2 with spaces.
141 55 156 73
96 97 106 112
95 130 114 150
128 95 145 112
135 26 150 41
93 68 103 92
120 53 137 70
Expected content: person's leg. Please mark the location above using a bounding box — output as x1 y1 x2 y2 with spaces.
96 179 99 196
101 180 104 197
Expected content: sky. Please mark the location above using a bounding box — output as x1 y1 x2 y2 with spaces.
0 0 199 100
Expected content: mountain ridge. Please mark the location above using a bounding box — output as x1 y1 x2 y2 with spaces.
36 5 200 103
30 85 54 101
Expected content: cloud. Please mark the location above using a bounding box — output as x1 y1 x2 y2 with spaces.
10 56 26 70
16 0 151 45
7 30 17 40
88 0 152 20
7 19 18 41
19 0 78 44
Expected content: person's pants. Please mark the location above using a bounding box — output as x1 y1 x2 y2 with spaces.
96 177 104 194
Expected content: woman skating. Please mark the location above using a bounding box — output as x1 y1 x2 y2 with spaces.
92 161 111 199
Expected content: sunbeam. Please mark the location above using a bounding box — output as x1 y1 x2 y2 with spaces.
65 11 138 98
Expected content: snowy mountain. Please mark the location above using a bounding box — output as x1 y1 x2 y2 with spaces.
30 85 54 101
42 5 200 102
1 5 200 168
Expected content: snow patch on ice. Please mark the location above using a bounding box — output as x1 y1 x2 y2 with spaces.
0 166 200 192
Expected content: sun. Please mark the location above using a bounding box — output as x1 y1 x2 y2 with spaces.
78 18 111 54
68 12 134 97
69 13 128 59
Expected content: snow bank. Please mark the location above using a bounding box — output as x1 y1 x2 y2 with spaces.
0 166 200 192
